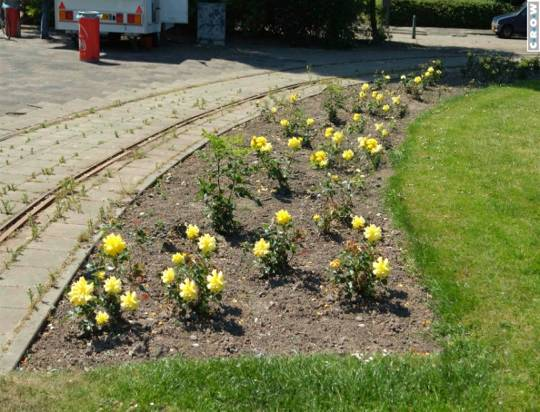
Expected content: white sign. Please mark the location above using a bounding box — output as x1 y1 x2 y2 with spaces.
528 0 540 52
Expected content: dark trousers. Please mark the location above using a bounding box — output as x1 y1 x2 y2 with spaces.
40 0 49 38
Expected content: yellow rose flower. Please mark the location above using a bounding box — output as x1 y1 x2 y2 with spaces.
392 96 401 105
312 214 321 222
424 71 432 78
365 138 379 152
275 209 292 225
306 117 315 127
376 93 384 103
364 224 382 243
370 144 383 155
332 131 344 145
288 137 303 150
382 104 390 112
414 76 422 84
271 106 278 114
260 142 273 153
179 278 198 302
372 257 391 280
351 215 366 230
95 311 110 327
68 277 94 306
198 233 217 255
104 276 122 295
102 233 126 257
352 113 361 122
359 91 367 99
253 238 270 257
280 119 290 128
361 83 370 92
329 259 341 269
207 269 225 294
342 149 354 161
371 91 378 98
324 127 334 138
161 267 176 285
427 66 435 73
310 150 329 168
374 123 384 132
96 271 106 281
288 94 298 104
358 137 367 149
186 224 200 240
120 291 139 311
172 252 186 265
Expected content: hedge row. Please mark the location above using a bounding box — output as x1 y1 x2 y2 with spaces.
389 0 515 29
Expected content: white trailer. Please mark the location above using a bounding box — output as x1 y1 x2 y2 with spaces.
54 0 187 37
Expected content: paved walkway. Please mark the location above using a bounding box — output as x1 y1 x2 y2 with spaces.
0 27 524 371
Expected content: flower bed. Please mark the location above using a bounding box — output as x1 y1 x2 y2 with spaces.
23 64 457 370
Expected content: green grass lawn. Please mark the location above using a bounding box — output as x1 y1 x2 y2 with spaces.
1 83 539 410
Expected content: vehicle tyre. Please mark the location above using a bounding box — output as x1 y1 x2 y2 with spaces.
500 25 513 39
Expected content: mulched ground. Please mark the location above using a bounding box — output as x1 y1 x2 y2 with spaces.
23 78 464 371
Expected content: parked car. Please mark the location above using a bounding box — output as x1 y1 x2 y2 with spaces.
492 4 526 38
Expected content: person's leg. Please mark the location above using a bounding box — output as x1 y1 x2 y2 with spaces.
40 0 49 39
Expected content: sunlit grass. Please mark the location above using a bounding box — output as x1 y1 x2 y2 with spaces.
388 82 540 407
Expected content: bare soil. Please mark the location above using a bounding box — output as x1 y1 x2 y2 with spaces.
23 80 464 371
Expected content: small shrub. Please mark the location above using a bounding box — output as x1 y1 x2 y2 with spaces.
312 174 355 234
198 132 258 234
251 135 290 193
330 222 390 298
67 233 139 334
252 210 298 277
161 232 224 315
322 82 346 124
462 53 540 84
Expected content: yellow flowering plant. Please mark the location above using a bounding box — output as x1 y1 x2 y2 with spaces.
252 210 299 277
251 135 291 194
67 233 139 334
329 225 390 298
358 136 383 170
161 235 225 315
198 132 259 234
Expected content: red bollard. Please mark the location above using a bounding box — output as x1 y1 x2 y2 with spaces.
77 11 100 62
4 6 20 38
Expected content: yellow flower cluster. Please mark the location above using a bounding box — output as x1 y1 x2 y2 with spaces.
250 135 272 153
288 137 303 150
179 278 198 302
68 277 94 306
95 311 110 327
275 209 292 225
288 94 298 104
161 267 176 285
198 233 217 255
364 224 382 243
351 215 365 230
207 269 225 294
352 113 361 122
104 276 122 295
102 233 126 257
186 224 200 240
358 137 382 155
280 119 290 128
332 131 344 146
342 149 354 161
306 118 315 127
372 257 391 280
324 127 334 138
310 150 329 168
172 252 186 265
253 238 270 257
120 291 139 311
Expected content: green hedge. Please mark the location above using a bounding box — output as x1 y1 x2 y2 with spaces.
390 0 514 29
